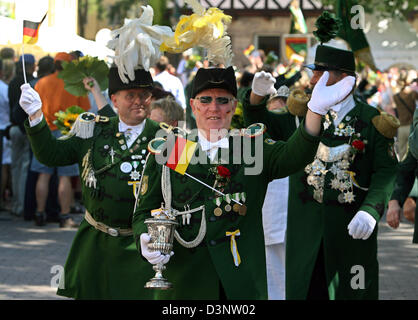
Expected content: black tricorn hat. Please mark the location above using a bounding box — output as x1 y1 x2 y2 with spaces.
191 66 237 98
108 66 153 97
305 45 356 75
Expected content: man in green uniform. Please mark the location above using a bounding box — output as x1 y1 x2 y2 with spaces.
387 110 418 243
243 44 399 300
19 66 159 299
132 65 355 299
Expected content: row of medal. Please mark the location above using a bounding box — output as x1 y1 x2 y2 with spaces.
323 112 355 137
305 157 356 204
119 149 148 180
213 192 247 217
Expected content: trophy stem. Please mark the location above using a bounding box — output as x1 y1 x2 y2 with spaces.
144 262 173 290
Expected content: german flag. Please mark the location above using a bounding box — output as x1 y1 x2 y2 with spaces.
23 13 47 45
166 136 197 175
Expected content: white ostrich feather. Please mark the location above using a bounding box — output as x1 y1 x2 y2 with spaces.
185 0 205 15
107 5 174 83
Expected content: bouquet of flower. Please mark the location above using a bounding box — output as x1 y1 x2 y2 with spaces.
350 133 367 155
209 165 231 191
53 105 86 135
58 55 109 97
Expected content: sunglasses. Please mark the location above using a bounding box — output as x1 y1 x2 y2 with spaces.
195 96 234 105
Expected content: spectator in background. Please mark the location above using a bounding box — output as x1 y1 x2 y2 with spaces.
393 79 418 160
237 71 254 102
0 59 12 211
149 96 184 127
30 52 91 228
150 85 174 102
176 49 193 87
153 56 186 110
0 47 15 60
1 59 15 84
267 85 290 112
25 55 58 222
1 48 16 84
8 54 36 217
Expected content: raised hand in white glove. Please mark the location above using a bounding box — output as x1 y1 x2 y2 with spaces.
19 83 42 116
251 71 277 97
347 210 377 240
140 233 174 265
307 71 356 115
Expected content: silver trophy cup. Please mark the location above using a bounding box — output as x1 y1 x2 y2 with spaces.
144 217 178 289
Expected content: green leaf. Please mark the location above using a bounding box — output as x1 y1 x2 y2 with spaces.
66 105 86 114
58 55 110 97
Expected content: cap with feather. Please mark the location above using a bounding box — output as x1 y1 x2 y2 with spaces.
313 11 342 45
305 11 355 75
106 5 174 84
160 0 233 67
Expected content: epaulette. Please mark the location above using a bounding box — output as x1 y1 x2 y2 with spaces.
242 123 266 137
159 122 187 137
229 123 266 138
147 122 188 155
371 112 400 139
287 89 309 117
59 112 109 140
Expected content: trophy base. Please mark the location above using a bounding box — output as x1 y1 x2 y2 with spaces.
144 277 173 290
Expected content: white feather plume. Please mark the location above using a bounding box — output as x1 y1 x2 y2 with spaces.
107 5 174 83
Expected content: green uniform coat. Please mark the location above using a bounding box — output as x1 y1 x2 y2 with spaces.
243 91 398 300
25 105 159 299
132 123 320 299
390 150 418 243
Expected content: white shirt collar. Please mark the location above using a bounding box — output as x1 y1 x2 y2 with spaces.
118 119 146 134
330 94 355 126
198 131 229 161
118 119 146 148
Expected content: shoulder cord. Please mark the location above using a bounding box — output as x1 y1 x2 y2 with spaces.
133 152 151 215
162 165 207 248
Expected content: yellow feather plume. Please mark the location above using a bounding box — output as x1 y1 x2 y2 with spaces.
160 1 233 67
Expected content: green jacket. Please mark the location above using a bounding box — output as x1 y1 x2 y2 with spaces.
243 91 398 300
25 106 160 299
132 123 320 299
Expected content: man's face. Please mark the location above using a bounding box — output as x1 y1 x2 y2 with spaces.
111 88 152 125
190 88 237 140
267 98 286 111
309 70 345 89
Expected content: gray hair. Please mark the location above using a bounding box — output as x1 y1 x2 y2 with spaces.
150 96 184 123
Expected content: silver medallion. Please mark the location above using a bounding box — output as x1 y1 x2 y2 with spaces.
130 170 141 181
120 162 133 173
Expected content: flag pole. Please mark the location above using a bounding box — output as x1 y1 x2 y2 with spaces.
184 172 243 206
21 44 27 84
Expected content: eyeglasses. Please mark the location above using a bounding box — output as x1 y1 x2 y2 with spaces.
195 96 234 105
123 91 152 102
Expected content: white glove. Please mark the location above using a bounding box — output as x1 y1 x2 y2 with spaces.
19 83 42 116
347 210 377 240
140 233 174 265
251 71 277 97
307 71 356 115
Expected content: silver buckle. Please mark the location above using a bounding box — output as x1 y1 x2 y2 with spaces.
107 228 119 237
